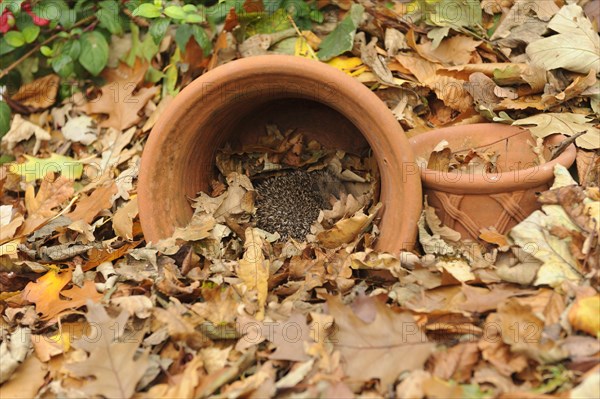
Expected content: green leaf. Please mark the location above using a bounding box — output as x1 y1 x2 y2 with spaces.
40 45 54 57
0 101 11 139
149 18 170 44
52 54 75 78
63 40 81 60
79 32 109 76
33 0 75 29
22 25 40 43
132 3 161 18
140 33 159 61
9 154 83 182
174 24 193 51
183 4 197 13
4 31 25 48
3 0 24 14
0 38 16 56
98 0 124 35
309 9 324 23
164 5 186 20
317 4 364 61
184 13 205 24
192 25 211 56
145 66 164 83
123 22 141 67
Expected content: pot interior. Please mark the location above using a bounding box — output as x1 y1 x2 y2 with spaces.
182 98 371 200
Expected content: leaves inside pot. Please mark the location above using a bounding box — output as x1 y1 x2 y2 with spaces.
424 140 500 173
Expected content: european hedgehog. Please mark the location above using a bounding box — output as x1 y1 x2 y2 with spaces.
254 170 345 240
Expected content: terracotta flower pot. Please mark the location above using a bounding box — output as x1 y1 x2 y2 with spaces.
409 124 577 241
138 55 422 252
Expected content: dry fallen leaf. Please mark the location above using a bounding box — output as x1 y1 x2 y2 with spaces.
327 295 435 387
22 268 102 320
568 294 600 337
526 4 600 74
66 182 117 224
113 196 139 239
236 228 269 320
10 74 60 110
21 173 74 235
317 203 381 248
1 114 50 155
77 61 158 130
66 303 149 398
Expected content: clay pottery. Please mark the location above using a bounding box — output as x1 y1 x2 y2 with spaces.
409 123 577 241
138 55 422 252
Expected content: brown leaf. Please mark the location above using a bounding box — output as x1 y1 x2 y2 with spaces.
77 61 158 130
458 285 535 314
479 314 529 376
22 268 102 320
11 74 60 111
66 182 117 224
0 353 47 398
427 147 453 171
395 54 473 112
67 303 149 398
268 313 314 362
21 173 74 235
479 228 510 247
431 342 480 382
83 240 141 271
327 295 434 387
541 70 597 108
113 196 138 239
415 35 481 66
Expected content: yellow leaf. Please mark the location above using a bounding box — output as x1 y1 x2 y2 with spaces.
236 228 269 320
568 295 600 337
294 31 320 59
326 56 367 76
22 268 103 320
9 154 83 182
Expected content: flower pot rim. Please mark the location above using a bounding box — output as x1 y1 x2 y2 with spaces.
408 123 577 195
138 54 422 252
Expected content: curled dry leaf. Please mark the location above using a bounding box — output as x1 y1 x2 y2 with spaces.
1 114 50 155
568 294 600 337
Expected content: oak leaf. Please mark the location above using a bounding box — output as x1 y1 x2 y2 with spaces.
526 4 600 74
326 295 434 387
66 182 117 224
77 61 158 130
21 174 74 235
22 268 102 320
67 303 149 398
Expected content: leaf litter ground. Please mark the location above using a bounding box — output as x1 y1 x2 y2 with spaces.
1 1 599 398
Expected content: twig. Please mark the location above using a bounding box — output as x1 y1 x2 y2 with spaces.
287 15 318 60
550 131 586 161
0 15 96 81
123 8 150 28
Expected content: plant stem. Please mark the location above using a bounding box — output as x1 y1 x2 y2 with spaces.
287 15 318 60
0 15 96 81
